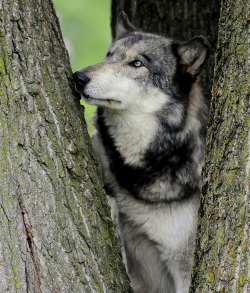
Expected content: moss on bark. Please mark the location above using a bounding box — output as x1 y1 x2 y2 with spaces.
190 0 249 291
0 0 131 292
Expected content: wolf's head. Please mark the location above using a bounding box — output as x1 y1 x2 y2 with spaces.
73 12 209 113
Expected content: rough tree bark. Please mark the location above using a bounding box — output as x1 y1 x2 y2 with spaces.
111 0 221 99
0 0 130 292
190 0 249 291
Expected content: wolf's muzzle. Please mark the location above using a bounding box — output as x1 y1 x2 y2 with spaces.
73 71 90 92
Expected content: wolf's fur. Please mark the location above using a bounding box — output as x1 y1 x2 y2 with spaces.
73 12 209 293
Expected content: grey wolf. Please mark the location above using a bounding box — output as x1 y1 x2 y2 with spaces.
73 12 209 293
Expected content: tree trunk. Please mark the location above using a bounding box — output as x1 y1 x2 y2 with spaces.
190 0 249 291
0 0 130 292
111 0 221 99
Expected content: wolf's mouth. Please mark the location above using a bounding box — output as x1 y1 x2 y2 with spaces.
83 93 121 105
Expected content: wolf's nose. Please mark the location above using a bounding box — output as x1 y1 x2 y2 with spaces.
73 71 90 91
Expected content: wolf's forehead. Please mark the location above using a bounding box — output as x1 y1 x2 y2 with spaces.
110 34 172 57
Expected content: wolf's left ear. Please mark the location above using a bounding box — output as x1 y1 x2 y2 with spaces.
175 36 210 76
116 11 136 38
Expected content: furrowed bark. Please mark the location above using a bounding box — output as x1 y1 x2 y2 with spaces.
190 0 249 291
0 0 130 292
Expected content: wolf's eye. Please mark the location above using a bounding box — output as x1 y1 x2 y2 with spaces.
130 60 144 68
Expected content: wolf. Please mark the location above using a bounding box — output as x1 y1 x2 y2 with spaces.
73 12 209 293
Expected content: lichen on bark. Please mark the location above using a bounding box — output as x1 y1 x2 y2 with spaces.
0 0 131 292
190 0 249 292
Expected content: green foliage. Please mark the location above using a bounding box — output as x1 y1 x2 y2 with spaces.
53 0 112 132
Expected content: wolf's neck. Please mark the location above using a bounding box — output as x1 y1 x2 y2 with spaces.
98 107 159 166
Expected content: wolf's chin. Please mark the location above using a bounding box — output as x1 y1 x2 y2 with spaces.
82 94 122 107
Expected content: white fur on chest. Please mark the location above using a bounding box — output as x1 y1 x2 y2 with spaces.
100 86 170 166
104 110 158 165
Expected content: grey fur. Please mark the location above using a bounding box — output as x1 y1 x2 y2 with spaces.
73 12 209 293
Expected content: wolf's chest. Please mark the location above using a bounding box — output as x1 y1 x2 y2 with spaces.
106 111 159 166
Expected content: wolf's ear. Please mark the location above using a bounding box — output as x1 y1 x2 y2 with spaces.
176 36 210 76
116 11 136 38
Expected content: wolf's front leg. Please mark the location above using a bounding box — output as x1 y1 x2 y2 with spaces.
169 258 194 293
117 212 176 293
117 197 198 293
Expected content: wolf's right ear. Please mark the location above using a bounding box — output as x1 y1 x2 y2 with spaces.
175 36 210 76
116 11 136 38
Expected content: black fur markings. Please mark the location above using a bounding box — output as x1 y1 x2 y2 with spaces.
171 42 197 95
96 107 147 195
96 107 199 204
